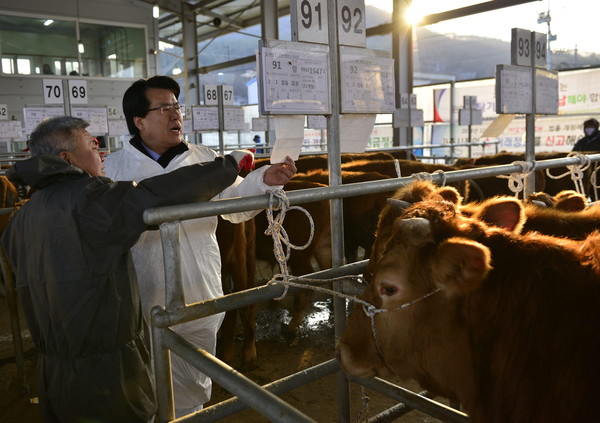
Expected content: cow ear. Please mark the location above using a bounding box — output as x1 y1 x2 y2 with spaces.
437 186 462 205
432 238 492 295
477 197 524 233
554 192 586 212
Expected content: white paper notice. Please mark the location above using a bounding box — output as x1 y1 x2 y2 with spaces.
270 115 305 163
340 114 376 153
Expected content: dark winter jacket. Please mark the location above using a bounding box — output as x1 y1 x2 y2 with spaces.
572 130 600 151
1 154 238 423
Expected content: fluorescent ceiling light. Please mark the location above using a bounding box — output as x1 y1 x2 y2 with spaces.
43 19 54 26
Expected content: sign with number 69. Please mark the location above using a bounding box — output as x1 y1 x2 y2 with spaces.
69 80 88 104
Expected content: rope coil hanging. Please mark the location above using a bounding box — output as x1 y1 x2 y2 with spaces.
496 160 535 199
545 152 591 196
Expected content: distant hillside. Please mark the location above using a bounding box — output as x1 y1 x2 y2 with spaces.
161 5 600 103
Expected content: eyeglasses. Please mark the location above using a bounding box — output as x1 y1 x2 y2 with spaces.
147 103 182 114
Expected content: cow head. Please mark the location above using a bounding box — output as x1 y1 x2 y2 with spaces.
364 181 463 282
338 196 494 399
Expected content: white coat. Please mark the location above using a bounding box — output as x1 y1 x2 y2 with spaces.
104 139 270 416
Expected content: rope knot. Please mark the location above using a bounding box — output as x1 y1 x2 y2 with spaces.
497 160 535 198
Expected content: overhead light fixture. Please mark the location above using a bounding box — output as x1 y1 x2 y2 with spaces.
43 19 54 26
172 67 182 75
153 5 160 19
78 41 85 54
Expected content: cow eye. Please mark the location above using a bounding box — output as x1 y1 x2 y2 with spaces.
380 284 398 296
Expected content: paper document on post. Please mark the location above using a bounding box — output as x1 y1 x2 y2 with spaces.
340 114 376 153
270 115 305 163
481 114 516 138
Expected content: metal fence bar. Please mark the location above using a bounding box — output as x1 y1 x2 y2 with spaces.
153 261 367 329
160 221 186 308
163 329 317 423
345 375 469 423
365 391 436 423
152 309 176 422
147 152 600 423
144 154 600 226
192 359 339 422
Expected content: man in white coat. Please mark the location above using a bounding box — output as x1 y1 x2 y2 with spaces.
104 75 296 417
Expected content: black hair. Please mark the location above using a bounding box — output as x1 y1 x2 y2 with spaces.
122 75 181 136
584 118 599 129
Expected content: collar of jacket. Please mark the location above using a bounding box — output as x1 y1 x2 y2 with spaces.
6 155 90 189
129 135 189 168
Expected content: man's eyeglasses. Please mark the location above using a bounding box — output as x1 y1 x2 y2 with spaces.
147 103 182 114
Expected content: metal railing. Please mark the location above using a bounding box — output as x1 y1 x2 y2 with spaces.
145 152 600 422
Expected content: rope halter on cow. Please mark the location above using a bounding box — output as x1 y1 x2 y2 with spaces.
545 152 591 196
496 160 535 199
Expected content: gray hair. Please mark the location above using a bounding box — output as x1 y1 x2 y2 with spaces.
28 116 90 157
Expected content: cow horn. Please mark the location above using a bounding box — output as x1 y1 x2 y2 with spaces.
397 217 431 240
530 200 547 208
387 198 412 211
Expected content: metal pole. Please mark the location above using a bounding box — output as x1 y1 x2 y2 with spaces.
525 67 536 196
217 85 225 156
159 221 185 308
165 329 316 422
199 359 339 421
152 307 175 423
325 0 350 420
346 375 470 423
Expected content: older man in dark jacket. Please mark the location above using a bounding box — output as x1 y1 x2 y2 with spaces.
1 116 252 422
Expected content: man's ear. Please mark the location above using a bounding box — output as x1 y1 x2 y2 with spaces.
134 116 145 132
59 151 71 164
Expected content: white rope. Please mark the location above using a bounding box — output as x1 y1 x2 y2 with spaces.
394 159 402 178
591 163 600 202
496 160 535 199
264 188 315 300
411 169 447 186
545 152 591 195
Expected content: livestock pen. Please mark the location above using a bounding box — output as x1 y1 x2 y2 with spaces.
135 152 600 422
3 152 600 422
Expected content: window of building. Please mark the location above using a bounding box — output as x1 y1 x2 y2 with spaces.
0 14 146 78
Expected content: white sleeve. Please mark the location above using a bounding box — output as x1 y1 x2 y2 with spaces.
215 165 280 223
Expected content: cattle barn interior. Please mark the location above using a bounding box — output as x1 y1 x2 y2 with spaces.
1 0 600 422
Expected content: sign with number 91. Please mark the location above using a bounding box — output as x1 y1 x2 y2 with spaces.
291 0 329 44
69 80 88 104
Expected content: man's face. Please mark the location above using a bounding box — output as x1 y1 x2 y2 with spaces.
63 129 105 177
134 87 183 155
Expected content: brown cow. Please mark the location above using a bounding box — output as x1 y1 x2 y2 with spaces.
341 159 470 201
337 182 600 423
216 216 257 369
293 169 393 262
